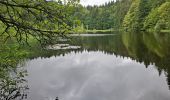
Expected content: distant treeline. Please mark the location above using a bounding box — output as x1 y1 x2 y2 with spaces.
70 0 170 32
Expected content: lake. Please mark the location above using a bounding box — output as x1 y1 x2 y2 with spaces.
1 32 170 100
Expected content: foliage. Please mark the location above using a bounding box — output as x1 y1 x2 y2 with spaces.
123 0 170 32
144 2 170 31
0 44 29 99
70 0 132 30
0 0 79 45
70 0 169 32
112 0 132 29
123 0 140 31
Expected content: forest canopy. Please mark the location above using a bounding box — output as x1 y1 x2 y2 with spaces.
123 0 170 32
71 0 170 32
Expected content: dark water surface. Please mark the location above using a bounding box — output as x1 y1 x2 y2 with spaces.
2 32 170 100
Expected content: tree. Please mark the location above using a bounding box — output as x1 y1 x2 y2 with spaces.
144 1 170 31
0 0 79 45
113 0 132 29
123 0 151 31
123 0 170 32
123 0 140 31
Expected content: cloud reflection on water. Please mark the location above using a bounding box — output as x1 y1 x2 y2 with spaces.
26 51 170 100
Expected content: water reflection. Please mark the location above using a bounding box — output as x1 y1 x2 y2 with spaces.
25 32 170 100
122 32 170 87
2 32 170 100
26 51 170 100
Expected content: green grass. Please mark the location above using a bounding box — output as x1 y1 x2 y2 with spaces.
161 30 170 33
86 29 113 33
70 29 116 34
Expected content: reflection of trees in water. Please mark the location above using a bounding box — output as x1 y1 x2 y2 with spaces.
27 32 170 89
0 45 28 100
1 32 169 99
122 32 170 88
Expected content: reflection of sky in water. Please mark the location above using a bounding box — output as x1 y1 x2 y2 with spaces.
26 51 170 100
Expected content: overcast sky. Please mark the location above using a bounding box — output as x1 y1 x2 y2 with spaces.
80 0 114 6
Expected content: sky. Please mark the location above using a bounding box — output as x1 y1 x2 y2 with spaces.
80 0 114 6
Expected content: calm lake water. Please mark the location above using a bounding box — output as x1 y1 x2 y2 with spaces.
1 32 170 100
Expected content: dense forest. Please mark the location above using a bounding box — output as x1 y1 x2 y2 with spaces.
71 0 132 31
71 0 170 32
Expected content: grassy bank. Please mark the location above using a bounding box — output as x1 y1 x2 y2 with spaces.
161 30 170 33
70 29 116 34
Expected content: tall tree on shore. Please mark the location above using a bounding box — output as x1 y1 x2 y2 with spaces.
113 0 132 29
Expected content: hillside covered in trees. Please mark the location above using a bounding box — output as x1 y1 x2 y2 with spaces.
72 0 170 32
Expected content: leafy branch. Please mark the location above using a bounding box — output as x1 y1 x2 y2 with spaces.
0 0 76 45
